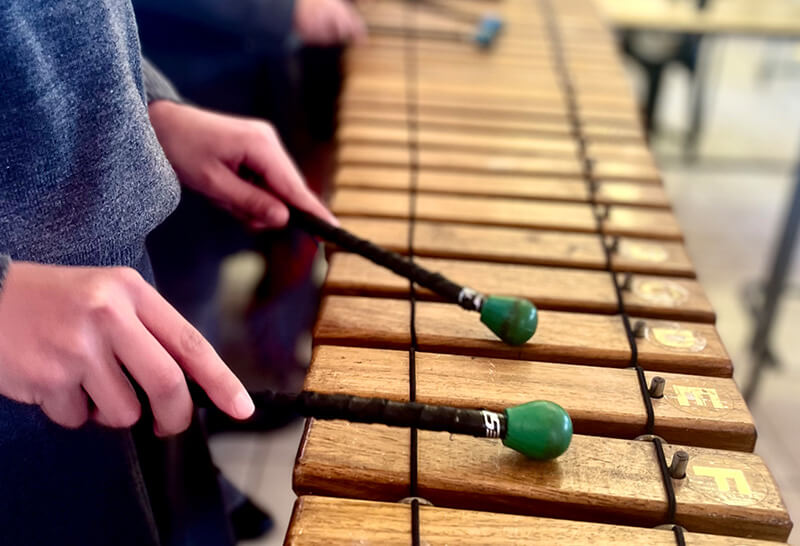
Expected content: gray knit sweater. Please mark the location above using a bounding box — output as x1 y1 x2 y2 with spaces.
0 4 187 543
0 1 180 283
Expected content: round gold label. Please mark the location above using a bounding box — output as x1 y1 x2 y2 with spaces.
601 184 641 201
634 279 689 307
644 322 707 352
619 241 668 263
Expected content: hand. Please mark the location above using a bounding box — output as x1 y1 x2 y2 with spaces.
148 101 337 230
294 0 366 46
0 262 254 435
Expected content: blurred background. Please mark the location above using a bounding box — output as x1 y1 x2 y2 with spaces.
135 0 800 543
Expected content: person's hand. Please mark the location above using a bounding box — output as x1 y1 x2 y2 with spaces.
148 101 337 230
294 0 366 45
0 261 254 434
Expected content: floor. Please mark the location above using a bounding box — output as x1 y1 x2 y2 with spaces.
209 36 800 545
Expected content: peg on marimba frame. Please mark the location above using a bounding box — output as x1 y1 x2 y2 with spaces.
668 450 689 479
648 376 666 398
289 206 539 345
191 385 572 460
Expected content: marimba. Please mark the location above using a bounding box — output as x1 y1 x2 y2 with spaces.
284 0 794 543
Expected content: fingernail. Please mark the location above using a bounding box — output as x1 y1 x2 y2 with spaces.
234 391 255 419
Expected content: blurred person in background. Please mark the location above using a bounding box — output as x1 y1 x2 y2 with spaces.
0 1 337 544
131 0 366 541
132 0 365 392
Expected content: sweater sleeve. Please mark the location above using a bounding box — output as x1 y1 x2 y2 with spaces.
141 58 182 104
0 255 11 297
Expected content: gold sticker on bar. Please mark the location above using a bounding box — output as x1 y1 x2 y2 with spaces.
645 322 707 353
634 279 689 307
688 458 769 507
619 240 668 263
664 385 731 417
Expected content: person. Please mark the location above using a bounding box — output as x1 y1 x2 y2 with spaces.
132 3 365 540
132 0 365 344
0 1 336 544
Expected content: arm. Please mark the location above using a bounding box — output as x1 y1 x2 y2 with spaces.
147 100 337 230
133 0 364 47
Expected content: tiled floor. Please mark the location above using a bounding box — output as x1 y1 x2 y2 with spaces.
210 37 800 544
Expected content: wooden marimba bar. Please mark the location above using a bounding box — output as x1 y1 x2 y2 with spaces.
284 0 793 543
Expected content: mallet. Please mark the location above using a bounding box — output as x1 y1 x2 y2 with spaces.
368 17 503 49
194 386 572 460
290 206 538 346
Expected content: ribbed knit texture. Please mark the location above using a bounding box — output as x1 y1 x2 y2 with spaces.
0 1 180 271
142 57 182 103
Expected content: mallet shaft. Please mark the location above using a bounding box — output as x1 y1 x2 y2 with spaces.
290 206 484 311
192 384 506 439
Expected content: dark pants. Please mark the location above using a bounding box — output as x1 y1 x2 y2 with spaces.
0 249 232 546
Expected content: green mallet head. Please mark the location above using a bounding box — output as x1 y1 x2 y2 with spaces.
480 296 538 345
503 400 572 460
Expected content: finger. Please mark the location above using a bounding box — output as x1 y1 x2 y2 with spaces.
41 386 89 429
83 352 142 429
347 8 367 41
133 283 254 421
208 163 290 228
108 316 194 436
331 6 352 42
339 3 365 41
242 128 339 226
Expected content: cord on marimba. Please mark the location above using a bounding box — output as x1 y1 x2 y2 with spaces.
404 16 423 544
404 19 423 545
540 0 684 540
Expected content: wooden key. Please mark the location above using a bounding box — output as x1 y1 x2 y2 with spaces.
334 167 669 207
313 296 731 376
306 346 753 450
334 167 591 202
331 188 683 240
287 496 783 545
338 143 584 177
294 421 791 541
336 218 697 277
337 123 580 157
324 253 715 322
339 108 577 138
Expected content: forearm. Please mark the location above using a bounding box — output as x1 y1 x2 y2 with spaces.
0 254 10 297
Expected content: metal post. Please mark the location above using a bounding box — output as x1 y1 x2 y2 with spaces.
743 162 800 401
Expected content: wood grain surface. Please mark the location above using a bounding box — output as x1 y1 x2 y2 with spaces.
338 94 645 136
331 188 683 240
324 253 715 322
313 296 732 376
336 217 697 277
305 345 753 450
301 0 796 543
333 167 670 207
286 496 783 545
294 421 792 541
